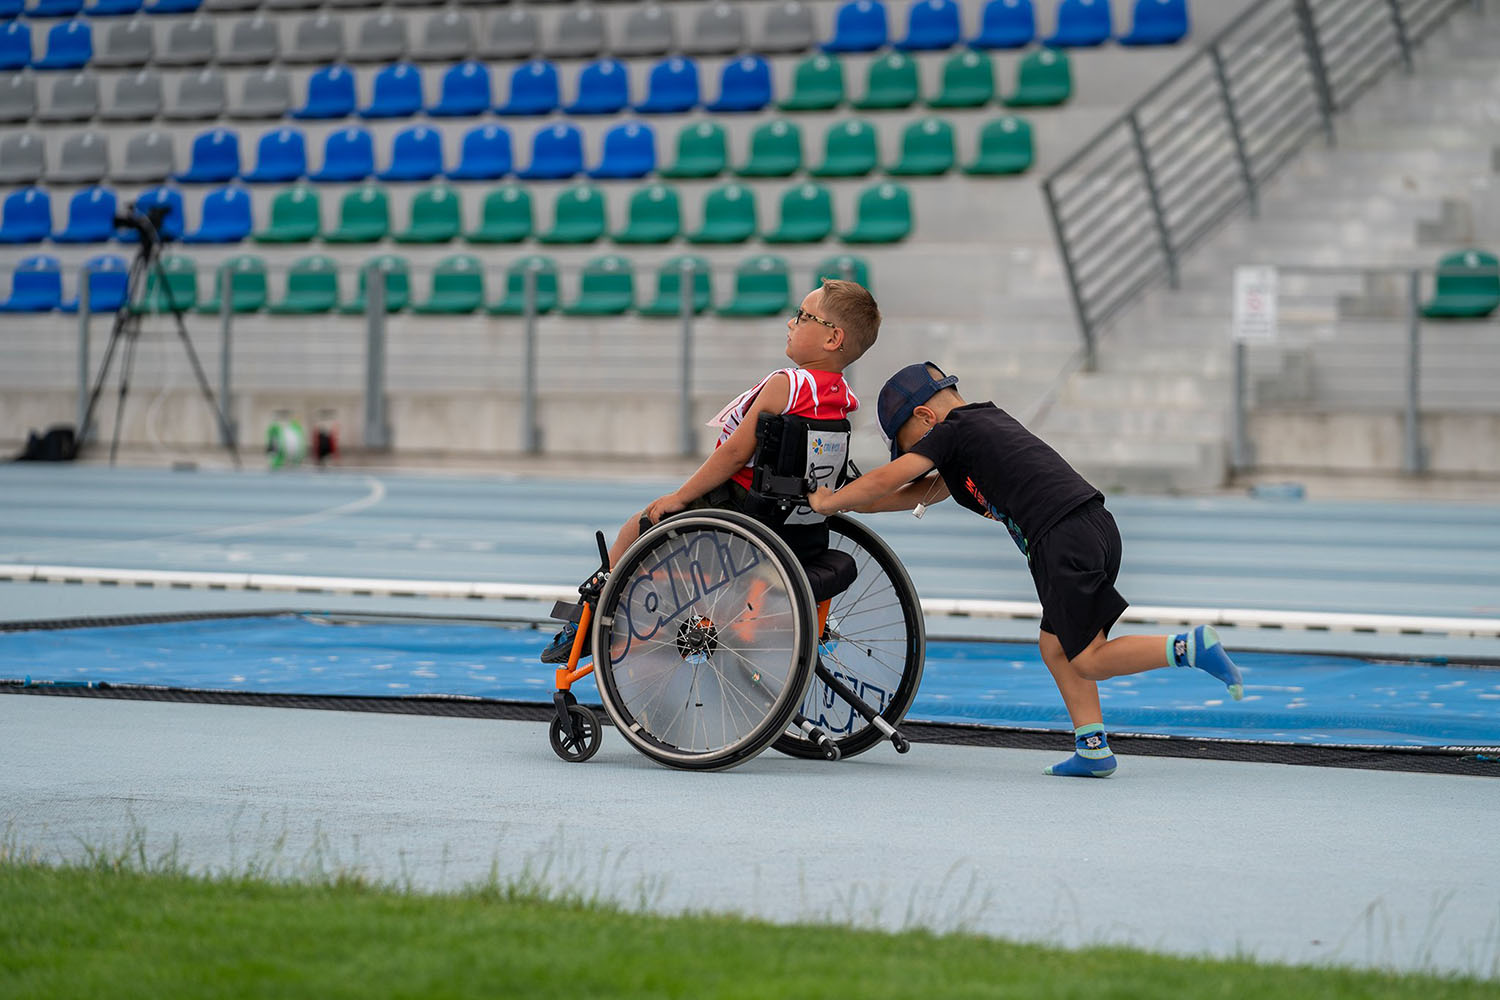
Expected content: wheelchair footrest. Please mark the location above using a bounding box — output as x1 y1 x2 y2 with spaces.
550 600 583 624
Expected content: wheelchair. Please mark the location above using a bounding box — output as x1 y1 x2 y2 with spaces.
547 414 927 772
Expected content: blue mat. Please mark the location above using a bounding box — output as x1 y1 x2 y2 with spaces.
4 615 1498 748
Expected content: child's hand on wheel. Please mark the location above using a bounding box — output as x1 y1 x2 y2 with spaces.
808 486 839 515
644 493 686 524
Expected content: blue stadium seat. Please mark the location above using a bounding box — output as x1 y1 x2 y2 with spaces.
310 126 374 181
30 0 84 17
636 56 699 114
84 0 142 15
292 64 356 120
244 128 307 183
446 124 511 180
55 186 118 243
823 0 886 52
183 185 250 244
1119 0 1188 45
360 62 423 119
35 20 91 71
0 0 22 18
61 255 130 314
144 0 200 12
897 0 960 50
0 255 62 313
497 59 558 116
0 23 31 72
567 57 629 115
707 55 771 112
1045 0 1111 47
588 121 654 179
176 128 240 184
0 187 51 244
971 0 1035 48
379 124 443 181
118 186 184 242
518 123 583 180
429 59 491 117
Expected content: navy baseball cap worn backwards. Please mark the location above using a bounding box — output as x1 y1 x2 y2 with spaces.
878 362 958 460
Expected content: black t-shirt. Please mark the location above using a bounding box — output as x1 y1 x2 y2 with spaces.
908 402 1102 559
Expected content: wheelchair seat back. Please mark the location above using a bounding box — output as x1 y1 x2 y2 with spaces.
750 413 851 527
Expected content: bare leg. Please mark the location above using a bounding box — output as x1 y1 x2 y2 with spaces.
606 512 648 569
1039 630 1103 730
1068 631 1171 682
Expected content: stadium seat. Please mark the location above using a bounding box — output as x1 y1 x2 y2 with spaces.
0 73 36 122
93 16 153 68
268 255 339 314
176 128 240 184
54 187 117 243
117 185 184 242
929 50 994 107
779 54 844 112
35 21 92 71
897 0 960 50
841 182 911 243
32 0 84 15
244 128 308 183
638 255 712 316
717 254 790 316
50 134 109 185
0 187 50 244
964 115 1033 174
60 254 130 314
411 254 485 314
759 0 816 53
134 253 196 313
165 67 226 121
688 183 756 244
1119 0 1189 45
568 58 630 115
659 121 726 178
548 6 605 59
339 254 409 314
0 23 30 72
87 0 143 14
268 0 320 10
0 255 62 312
765 183 832 243
379 125 443 181
481 7 538 60
814 253 870 288
1045 0 1111 47
182 185 251 243
810 119 880 177
612 182 680 244
310 127 375 182
253 184 320 242
823 0 886 52
685 1 744 55
635 56 698 114
539 183 606 245
286 13 343 64
101 67 159 120
414 9 473 61
465 184 531 243
617 3 674 57
1422 250 1500 319
1004 48 1071 106
429 60 491 117
232 67 292 119
448 125 513 181
393 184 460 243
498 59 559 116
324 183 388 242
562 254 633 316
195 254 267 314
706 55 771 112
971 0 1035 48
0 132 43 185
114 129 174 182
737 120 802 177
155 15 214 66
144 0 201 13
518 123 583 180
854 51 919 109
888 117 954 175
589 121 655 179
222 14 278 65
486 255 557 315
352 11 407 62
38 71 98 122
293 64 356 120
361 62 422 119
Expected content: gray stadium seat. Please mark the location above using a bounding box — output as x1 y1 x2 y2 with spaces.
266 0 321 10
204 0 261 12
0 74 37 124
759 0 816 52
394 0 443 7
0 132 44 185
328 0 381 9
38 72 98 124
286 13 344 64
230 66 292 119
547 7 606 58
156 16 217 67
165 67 226 121
352 12 408 63
221 15 280 66
101 69 162 122
617 3 674 56
456 0 494 7
414 9 474 61
114 130 175 183
481 8 537 60
49 130 109 184
93 16 154 69
685 2 745 55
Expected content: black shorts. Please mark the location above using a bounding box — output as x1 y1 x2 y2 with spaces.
682 481 829 563
1029 499 1130 661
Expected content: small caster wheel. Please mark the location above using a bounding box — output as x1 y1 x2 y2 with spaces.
822 742 842 762
549 704 602 762
892 734 911 754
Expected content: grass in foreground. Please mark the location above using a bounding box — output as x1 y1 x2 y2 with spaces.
1 857 1497 1000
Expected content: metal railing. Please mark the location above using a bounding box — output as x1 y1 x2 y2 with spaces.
1042 0 1475 368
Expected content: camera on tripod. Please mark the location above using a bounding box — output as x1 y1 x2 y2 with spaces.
113 200 174 242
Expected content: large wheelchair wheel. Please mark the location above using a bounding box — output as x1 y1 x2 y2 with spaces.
591 510 818 771
773 515 926 761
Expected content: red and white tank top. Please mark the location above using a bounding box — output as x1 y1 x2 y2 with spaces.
707 368 859 488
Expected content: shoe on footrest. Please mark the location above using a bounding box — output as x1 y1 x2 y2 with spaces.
540 619 591 664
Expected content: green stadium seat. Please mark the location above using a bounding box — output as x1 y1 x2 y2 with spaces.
563 254 634 316
325 185 389 244
658 122 727 179
841 182 911 244
765 183 833 244
1003 49 1071 107
853 52 920 111
253 185 320 244
928 50 995 109
736 120 803 178
612 183 680 244
412 254 485 314
465 185 533 244
196 255 267 314
339 255 411 314
1422 250 1500 319
717 255 790 317
888 117 955 176
486 256 559 316
638 255 713 316
268 255 340 314
810 120 880 178
964 115 1033 175
813 254 870 290
134 254 197 314
778 54 845 112
687 183 757 244
539 183 607 245
394 185 462 244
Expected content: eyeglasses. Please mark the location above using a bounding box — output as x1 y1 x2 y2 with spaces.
791 307 838 330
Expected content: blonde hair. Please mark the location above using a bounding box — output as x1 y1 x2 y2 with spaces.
819 279 881 361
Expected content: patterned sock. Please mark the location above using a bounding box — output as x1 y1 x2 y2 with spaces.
1044 723 1117 778
1169 632 1190 667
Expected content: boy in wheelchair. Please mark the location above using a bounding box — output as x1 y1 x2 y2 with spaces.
540 278 882 664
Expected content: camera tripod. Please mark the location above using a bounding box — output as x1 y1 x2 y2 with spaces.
75 211 241 468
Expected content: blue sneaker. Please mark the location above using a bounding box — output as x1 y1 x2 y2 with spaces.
540 619 590 665
1172 625 1243 700
1045 724 1117 778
